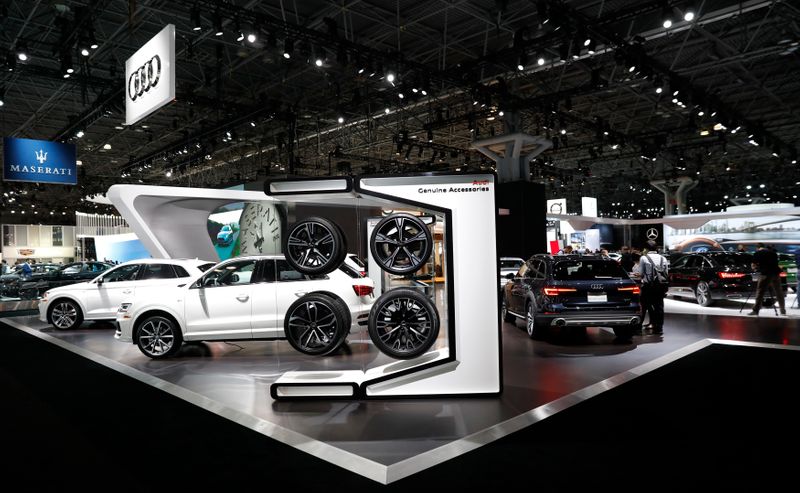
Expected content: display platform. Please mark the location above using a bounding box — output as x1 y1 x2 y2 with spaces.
5 310 799 484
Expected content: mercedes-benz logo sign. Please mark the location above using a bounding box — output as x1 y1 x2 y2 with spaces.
646 228 659 240
549 202 563 214
128 55 162 102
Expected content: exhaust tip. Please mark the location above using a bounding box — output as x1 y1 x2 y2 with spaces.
631 317 640 325
554 318 566 327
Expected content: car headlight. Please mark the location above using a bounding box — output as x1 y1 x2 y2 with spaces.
41 291 49 302
118 302 133 318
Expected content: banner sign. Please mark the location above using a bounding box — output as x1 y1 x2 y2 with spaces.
125 24 175 126
3 137 77 185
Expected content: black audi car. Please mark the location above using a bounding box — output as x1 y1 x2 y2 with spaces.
0 263 62 298
3 261 114 299
667 251 787 306
501 254 642 341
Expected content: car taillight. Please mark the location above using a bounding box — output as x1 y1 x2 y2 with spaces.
780 271 787 278
718 272 746 279
618 286 641 295
543 286 577 296
353 284 373 296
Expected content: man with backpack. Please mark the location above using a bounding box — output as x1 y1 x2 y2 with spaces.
631 241 669 335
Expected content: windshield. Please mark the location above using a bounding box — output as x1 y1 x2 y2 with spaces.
500 259 524 269
553 260 628 280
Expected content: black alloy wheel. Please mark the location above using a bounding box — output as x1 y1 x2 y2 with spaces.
694 281 713 307
370 213 432 275
368 288 440 359
284 293 349 356
283 217 347 275
525 302 545 340
135 315 184 359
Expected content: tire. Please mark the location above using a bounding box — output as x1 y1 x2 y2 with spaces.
47 299 83 330
284 293 349 356
525 302 545 340
694 281 713 307
502 297 516 323
368 288 440 359
370 213 432 275
135 315 184 359
283 217 347 275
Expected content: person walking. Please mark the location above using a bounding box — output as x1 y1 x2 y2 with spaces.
748 243 786 316
632 245 669 334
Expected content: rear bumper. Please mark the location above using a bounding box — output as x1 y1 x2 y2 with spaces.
540 313 641 327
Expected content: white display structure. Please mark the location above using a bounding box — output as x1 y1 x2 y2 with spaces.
267 173 501 399
105 174 502 399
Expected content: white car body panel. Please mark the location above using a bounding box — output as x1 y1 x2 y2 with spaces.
38 258 213 325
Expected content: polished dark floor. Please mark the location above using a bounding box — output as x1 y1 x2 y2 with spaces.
1 306 799 490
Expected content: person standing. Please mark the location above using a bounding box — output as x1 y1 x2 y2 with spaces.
619 245 634 272
558 245 574 255
748 243 786 316
20 259 32 278
632 245 669 335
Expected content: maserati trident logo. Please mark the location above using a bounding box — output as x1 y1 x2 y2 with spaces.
35 149 47 164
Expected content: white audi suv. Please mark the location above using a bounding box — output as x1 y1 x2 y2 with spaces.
115 254 375 359
39 258 215 330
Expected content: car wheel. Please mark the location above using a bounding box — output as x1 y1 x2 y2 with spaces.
285 293 349 356
48 299 83 330
135 315 184 359
525 302 544 340
368 288 440 359
283 217 347 275
370 213 432 275
502 298 515 323
694 281 713 307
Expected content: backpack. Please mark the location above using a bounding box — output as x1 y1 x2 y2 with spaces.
641 254 669 286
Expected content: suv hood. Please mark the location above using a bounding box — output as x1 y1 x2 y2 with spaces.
47 281 93 294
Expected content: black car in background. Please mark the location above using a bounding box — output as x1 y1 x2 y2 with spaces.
6 261 114 299
0 263 62 298
501 254 642 341
667 251 787 306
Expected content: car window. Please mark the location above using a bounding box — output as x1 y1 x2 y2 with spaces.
713 254 754 268
500 258 524 270
553 260 627 280
671 256 690 269
684 256 702 269
61 263 82 274
348 255 366 269
200 259 257 287
173 265 190 277
102 264 141 282
140 264 178 280
198 262 215 272
276 259 327 281
85 262 108 272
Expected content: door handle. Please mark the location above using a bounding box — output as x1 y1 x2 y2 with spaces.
122 289 132 294
295 291 308 297
236 294 250 302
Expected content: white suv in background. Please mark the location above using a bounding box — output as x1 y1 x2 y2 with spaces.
115 254 375 359
39 258 215 330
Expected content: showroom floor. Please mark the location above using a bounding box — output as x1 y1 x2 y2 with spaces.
2 292 798 484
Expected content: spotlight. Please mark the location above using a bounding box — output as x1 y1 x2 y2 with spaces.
16 41 27 61
191 6 202 31
384 107 390 114
684 2 696 21
165 170 172 177
80 45 90 57
537 55 545 66
247 32 257 43
89 30 99 49
214 11 223 36
315 58 323 67
386 72 395 83
76 130 85 138
337 116 344 124
662 4 674 29
586 39 597 55
283 38 294 58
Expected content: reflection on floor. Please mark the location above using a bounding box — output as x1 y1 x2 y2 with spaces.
4 295 800 484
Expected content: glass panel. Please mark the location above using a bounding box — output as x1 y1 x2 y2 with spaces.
15 225 27 246
199 260 257 287
52 226 63 247
140 264 178 280
2 225 13 246
28 226 40 247
552 260 628 280
102 264 140 282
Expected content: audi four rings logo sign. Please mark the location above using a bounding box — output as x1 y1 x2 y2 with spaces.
128 55 162 101
125 24 175 126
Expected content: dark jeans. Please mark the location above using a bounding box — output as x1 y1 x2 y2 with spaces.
641 284 665 330
753 274 785 312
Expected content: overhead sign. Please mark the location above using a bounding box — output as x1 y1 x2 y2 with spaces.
646 228 659 240
125 24 175 126
3 137 77 185
581 197 598 217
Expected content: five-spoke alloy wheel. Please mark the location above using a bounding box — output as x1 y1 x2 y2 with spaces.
368 288 440 359
283 217 347 275
370 213 432 275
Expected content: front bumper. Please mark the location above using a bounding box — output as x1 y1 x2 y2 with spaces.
37 301 48 322
114 316 134 343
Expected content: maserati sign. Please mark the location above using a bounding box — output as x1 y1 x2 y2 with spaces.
3 137 77 185
125 24 175 126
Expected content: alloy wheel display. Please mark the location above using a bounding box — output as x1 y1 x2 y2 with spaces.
370 213 432 275
368 288 440 359
283 216 347 275
285 293 349 356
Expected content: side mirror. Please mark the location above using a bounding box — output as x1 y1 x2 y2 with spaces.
96 277 104 286
230 274 240 283
505 272 515 280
